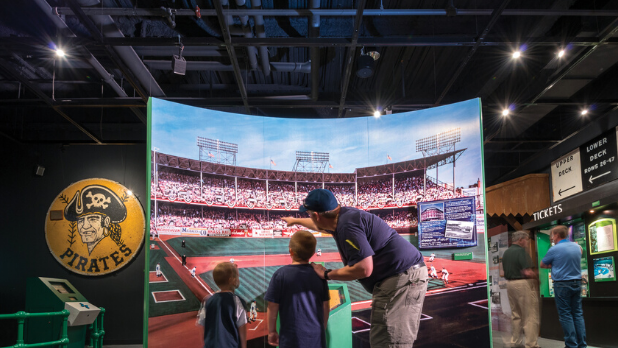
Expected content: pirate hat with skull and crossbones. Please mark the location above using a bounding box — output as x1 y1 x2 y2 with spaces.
64 185 127 223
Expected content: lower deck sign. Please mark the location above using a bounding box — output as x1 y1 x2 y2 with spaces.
579 128 618 191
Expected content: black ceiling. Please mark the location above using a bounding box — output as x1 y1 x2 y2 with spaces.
1 0 617 185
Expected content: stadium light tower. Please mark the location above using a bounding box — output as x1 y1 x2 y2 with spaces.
293 151 330 173
197 137 238 166
416 128 461 193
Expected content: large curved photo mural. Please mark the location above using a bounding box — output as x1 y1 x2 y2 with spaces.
146 98 489 348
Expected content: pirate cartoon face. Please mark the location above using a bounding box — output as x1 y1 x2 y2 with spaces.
46 178 145 276
64 185 127 254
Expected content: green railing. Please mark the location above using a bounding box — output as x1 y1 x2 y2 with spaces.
0 310 69 348
88 307 105 348
0 307 105 348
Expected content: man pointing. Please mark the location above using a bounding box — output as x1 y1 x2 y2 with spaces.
283 189 427 348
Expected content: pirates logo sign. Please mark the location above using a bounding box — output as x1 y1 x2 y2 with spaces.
45 178 145 276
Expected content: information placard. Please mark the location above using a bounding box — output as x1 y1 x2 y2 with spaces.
593 256 616 282
418 197 477 249
551 148 583 202
588 218 618 255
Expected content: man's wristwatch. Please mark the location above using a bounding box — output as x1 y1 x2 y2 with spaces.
324 269 332 280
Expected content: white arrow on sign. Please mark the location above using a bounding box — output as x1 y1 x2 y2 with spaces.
589 171 611 184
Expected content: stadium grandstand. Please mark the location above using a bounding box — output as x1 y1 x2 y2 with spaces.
150 149 471 234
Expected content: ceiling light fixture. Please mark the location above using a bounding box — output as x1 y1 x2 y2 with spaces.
356 48 381 79
55 49 65 57
558 50 565 58
512 51 521 59
172 44 186 75
502 109 510 117
581 109 588 116
374 110 381 117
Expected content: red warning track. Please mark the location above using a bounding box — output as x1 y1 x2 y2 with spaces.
149 236 486 348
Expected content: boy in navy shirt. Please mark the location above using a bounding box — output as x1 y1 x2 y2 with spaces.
265 230 330 348
198 262 247 348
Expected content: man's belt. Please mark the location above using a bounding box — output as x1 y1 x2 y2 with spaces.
412 261 426 269
553 279 582 283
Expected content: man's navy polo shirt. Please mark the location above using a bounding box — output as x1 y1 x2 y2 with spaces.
330 207 423 293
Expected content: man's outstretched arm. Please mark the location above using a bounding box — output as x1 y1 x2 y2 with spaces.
282 217 321 232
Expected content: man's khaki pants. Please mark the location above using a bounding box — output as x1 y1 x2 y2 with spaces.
370 265 428 348
506 279 540 348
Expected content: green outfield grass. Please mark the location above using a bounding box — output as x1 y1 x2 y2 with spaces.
149 247 202 317
167 234 428 257
199 263 374 313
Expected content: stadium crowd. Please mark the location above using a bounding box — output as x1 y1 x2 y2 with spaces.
151 204 418 231
151 205 306 230
151 170 465 210
325 184 355 207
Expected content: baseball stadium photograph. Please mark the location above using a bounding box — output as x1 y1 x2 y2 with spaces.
147 97 489 348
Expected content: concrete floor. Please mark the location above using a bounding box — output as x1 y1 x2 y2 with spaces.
104 339 600 348
492 331 600 348
102 335 601 348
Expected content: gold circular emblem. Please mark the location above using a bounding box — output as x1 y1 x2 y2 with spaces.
45 178 145 276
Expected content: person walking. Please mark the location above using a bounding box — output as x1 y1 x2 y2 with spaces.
502 231 540 348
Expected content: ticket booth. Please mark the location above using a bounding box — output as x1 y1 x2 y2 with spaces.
523 182 618 347
25 277 100 348
326 283 352 348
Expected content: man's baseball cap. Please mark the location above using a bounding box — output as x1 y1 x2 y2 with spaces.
299 189 339 213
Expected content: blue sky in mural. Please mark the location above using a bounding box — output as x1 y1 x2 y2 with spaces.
151 98 483 187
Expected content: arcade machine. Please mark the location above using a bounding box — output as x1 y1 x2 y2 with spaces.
25 277 100 348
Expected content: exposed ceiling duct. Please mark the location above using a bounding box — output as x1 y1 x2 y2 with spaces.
75 0 165 98
144 60 311 73
251 0 271 76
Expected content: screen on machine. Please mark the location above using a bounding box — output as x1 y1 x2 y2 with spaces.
50 282 74 294
329 287 346 310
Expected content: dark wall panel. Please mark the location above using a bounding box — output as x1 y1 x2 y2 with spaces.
0 143 146 345
540 298 618 348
